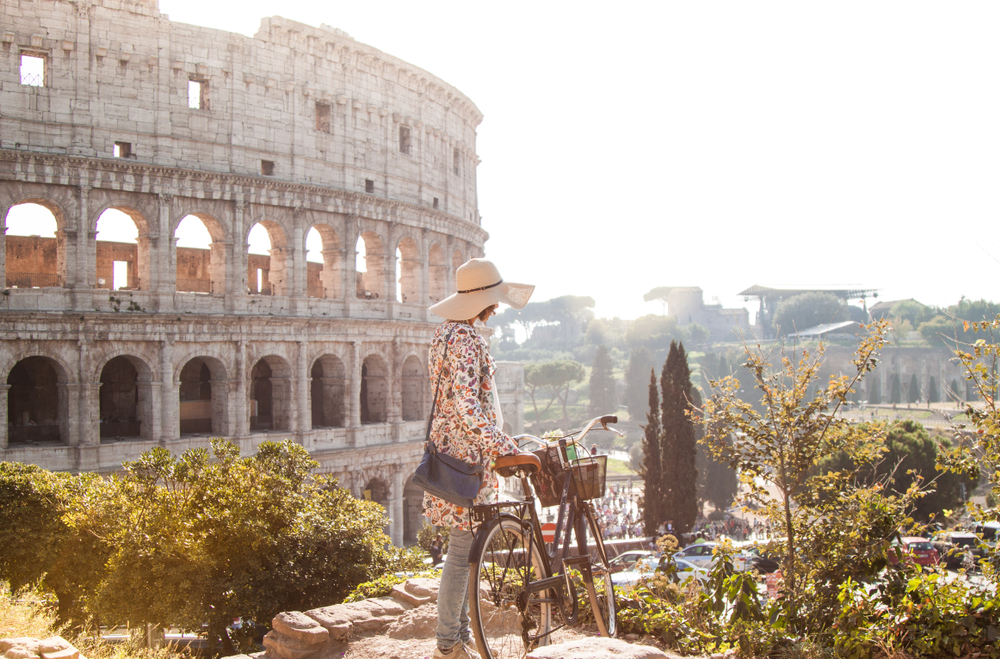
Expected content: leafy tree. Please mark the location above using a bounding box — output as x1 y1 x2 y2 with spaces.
927 376 939 403
624 347 654 419
643 286 672 314
868 376 881 404
588 345 617 417
625 313 682 355
889 373 901 404
3 441 407 650
890 299 934 326
523 360 585 425
660 341 699 534
493 295 595 346
907 373 921 403
76 441 399 653
700 321 892 624
821 420 972 522
948 378 961 403
585 317 625 350
641 369 664 534
771 292 848 335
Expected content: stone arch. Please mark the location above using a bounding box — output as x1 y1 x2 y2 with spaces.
174 212 228 295
306 223 342 299
402 470 425 545
250 354 293 431
310 353 347 428
428 242 446 303
94 205 152 291
395 235 420 304
452 248 464 272
355 230 384 299
178 356 229 436
360 353 389 424
98 354 154 440
400 353 427 422
246 219 290 296
7 355 70 445
2 199 67 289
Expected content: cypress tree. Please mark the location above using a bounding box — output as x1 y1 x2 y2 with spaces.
660 341 699 534
928 376 939 404
641 369 662 535
908 374 921 403
624 347 654 420
869 377 881 404
890 373 902 404
588 345 617 417
949 378 961 403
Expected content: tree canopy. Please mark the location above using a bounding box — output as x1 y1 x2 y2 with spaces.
772 292 849 335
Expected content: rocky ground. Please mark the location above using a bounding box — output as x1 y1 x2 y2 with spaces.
242 577 682 659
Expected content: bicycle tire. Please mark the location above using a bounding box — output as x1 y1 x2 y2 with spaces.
583 504 617 637
469 517 551 659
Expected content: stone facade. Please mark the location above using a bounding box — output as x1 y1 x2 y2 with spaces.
0 0 526 546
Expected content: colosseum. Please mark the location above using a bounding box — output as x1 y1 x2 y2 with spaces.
0 0 525 545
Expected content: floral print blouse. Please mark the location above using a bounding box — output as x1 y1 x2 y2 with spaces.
422 322 520 531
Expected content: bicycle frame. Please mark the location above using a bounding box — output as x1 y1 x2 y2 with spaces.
471 415 624 633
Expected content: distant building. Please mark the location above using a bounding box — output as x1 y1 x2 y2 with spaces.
661 287 751 342
739 285 878 339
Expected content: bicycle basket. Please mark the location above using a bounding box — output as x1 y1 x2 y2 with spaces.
569 453 607 501
529 445 568 508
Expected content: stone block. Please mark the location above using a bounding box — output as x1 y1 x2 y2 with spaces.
526 638 669 659
270 612 328 646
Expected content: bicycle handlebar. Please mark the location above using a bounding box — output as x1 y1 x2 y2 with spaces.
513 414 623 454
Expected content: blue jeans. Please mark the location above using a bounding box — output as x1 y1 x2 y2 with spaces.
437 527 474 650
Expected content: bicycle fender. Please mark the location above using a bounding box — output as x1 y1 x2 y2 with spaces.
467 513 530 564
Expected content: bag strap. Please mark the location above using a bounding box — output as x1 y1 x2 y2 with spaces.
424 325 458 450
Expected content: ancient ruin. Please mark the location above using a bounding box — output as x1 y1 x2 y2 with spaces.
0 0 525 544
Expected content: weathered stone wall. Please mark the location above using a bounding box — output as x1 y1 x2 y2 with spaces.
0 0 523 547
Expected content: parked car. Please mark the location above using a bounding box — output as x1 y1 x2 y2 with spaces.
608 550 653 574
888 536 939 567
974 521 1000 549
611 555 708 588
932 531 983 570
674 542 749 571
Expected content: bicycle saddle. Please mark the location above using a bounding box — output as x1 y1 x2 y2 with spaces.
494 452 541 477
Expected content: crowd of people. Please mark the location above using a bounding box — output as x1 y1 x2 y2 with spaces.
591 481 644 540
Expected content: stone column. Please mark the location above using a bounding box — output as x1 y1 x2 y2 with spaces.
297 340 310 436
290 223 306 299
0 384 9 450
390 468 404 546
349 341 361 428
320 249 340 299
209 240 231 296
160 340 177 443
389 338 403 425
78 382 100 446
234 340 249 437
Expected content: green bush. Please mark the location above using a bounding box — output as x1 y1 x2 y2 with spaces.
0 440 412 653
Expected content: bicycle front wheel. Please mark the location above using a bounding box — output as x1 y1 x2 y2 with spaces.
469 517 551 659
583 504 617 637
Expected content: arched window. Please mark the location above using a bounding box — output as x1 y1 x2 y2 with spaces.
401 354 426 421
310 355 347 428
306 225 341 299
4 203 60 288
176 215 225 294
356 232 384 299
396 236 420 304
99 355 153 440
250 356 292 431
7 356 67 444
360 355 389 424
96 208 142 290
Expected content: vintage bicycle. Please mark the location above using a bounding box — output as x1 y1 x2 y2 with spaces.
467 415 624 659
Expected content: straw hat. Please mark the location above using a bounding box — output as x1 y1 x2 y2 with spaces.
429 258 534 320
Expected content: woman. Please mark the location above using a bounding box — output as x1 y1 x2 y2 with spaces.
425 258 533 659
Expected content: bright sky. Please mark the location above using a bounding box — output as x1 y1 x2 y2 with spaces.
11 2 1000 320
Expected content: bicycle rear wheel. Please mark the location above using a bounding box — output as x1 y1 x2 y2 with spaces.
469 517 551 659
583 504 617 637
